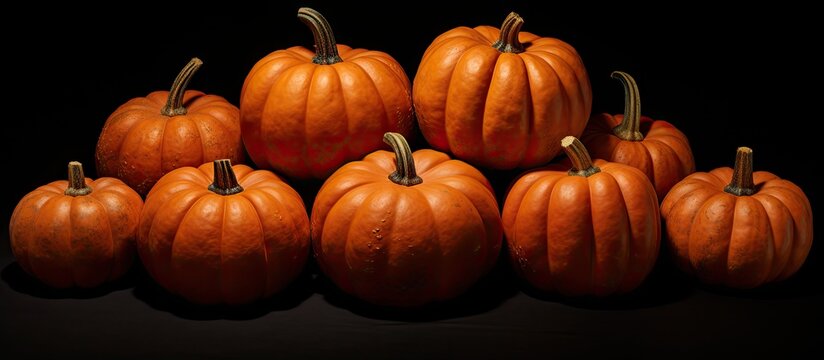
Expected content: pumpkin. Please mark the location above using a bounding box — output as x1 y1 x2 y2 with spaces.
502 136 660 296
412 12 592 169
240 8 414 180
96 58 244 195
661 147 813 288
581 71 695 199
311 132 502 306
9 161 143 288
137 159 310 305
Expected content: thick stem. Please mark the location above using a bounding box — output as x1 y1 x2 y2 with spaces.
724 147 755 196
383 132 422 186
611 71 644 141
161 58 203 116
561 136 601 177
65 161 92 196
492 12 525 53
208 159 244 195
298 7 342 65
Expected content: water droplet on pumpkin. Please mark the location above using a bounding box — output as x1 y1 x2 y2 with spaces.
366 242 372 248
375 234 383 240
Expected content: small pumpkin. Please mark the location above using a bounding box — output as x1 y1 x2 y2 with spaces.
661 147 813 288
413 12 592 169
502 136 660 296
581 71 695 199
138 159 310 305
240 8 414 179
9 162 143 288
311 133 502 307
96 58 244 195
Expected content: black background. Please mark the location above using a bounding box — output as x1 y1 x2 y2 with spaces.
2 1 820 359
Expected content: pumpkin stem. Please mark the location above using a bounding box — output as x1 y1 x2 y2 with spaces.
562 136 601 177
724 147 755 196
298 7 342 65
611 71 644 141
65 161 92 196
160 57 203 117
209 159 244 195
492 12 525 54
383 132 422 186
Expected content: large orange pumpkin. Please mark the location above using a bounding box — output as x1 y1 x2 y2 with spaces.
502 136 660 296
413 12 592 169
661 147 813 288
240 8 414 180
581 71 695 199
9 162 143 288
138 159 310 305
96 58 244 195
311 133 502 307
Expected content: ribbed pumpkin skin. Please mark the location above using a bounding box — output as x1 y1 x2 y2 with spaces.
502 160 660 296
413 24 591 169
97 83 243 196
10 175 143 288
138 162 310 305
311 149 502 306
240 44 414 180
583 114 694 199
661 168 813 289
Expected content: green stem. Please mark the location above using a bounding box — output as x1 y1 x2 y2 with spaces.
383 132 422 186
562 136 601 177
65 161 92 196
492 12 525 53
724 147 755 196
298 7 342 65
208 159 244 195
611 71 644 141
161 58 203 116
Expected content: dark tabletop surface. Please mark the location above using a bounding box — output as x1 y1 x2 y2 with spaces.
2 1 821 359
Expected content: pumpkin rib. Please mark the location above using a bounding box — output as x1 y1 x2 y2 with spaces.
444 43 491 154
30 196 73 287
432 181 489 270
412 186 448 299
16 194 62 278
340 186 386 297
519 174 561 289
753 192 793 282
345 60 390 151
727 197 772 288
166 193 213 297
240 192 274 297
612 171 645 293
757 185 813 279
692 193 736 284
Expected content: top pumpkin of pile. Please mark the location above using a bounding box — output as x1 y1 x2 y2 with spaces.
413 12 592 169
240 7 415 180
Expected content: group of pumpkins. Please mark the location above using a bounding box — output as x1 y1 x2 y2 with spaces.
9 9 813 307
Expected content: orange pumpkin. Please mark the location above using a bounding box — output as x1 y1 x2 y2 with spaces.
137 159 310 305
661 147 813 288
502 137 660 296
96 58 244 195
240 8 414 180
413 12 592 169
9 162 143 288
311 133 502 306
581 71 695 199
